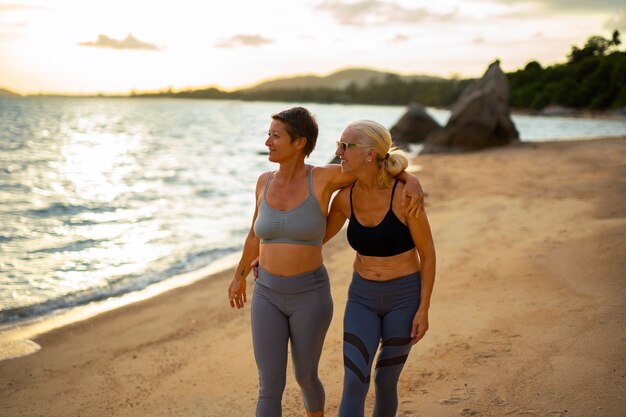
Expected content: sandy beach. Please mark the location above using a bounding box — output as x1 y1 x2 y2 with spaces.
1 136 624 417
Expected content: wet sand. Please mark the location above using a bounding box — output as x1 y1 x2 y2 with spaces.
1 136 625 417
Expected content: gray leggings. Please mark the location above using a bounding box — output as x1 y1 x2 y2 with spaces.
251 265 334 417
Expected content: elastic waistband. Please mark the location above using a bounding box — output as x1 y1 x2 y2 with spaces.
351 270 421 294
257 264 329 294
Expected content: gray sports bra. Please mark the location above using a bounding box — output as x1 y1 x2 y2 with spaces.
254 168 326 246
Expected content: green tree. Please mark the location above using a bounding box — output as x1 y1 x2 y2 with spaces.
611 30 621 50
568 35 612 63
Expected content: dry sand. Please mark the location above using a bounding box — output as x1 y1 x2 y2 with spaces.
1 137 625 417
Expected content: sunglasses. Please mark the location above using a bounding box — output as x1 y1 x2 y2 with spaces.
336 141 371 152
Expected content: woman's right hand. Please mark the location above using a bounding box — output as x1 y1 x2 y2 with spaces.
228 277 247 309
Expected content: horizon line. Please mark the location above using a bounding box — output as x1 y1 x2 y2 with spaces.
0 64 480 97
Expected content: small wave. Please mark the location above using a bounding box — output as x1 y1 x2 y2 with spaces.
30 239 104 254
25 203 118 218
0 235 22 243
62 218 99 226
0 183 28 192
194 188 228 198
194 188 214 198
156 246 240 278
0 289 116 324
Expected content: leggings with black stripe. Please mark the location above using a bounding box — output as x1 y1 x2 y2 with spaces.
339 271 421 417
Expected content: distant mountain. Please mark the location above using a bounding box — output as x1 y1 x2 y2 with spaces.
0 88 20 97
244 68 445 92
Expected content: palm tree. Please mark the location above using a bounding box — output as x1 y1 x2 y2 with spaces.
611 30 621 50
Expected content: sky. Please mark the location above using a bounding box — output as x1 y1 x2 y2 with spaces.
0 0 624 95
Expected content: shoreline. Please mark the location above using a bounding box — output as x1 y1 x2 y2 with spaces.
1 136 624 416
0 251 243 361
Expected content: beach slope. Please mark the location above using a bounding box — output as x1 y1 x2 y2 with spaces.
1 137 625 417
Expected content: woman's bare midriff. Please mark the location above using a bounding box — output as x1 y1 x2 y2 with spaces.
259 243 324 277
354 248 421 281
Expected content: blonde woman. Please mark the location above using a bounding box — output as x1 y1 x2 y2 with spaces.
324 120 436 417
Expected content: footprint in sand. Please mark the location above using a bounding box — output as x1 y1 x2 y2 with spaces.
438 384 476 405
460 409 482 416
514 409 539 416
490 397 508 406
438 396 464 405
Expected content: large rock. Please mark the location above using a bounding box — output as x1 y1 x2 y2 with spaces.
389 103 441 148
422 60 519 153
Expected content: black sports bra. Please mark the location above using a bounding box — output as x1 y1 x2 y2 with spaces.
347 179 415 257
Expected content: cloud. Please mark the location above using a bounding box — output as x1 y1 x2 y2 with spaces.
388 33 409 43
315 0 454 26
0 2 42 38
0 19 28 41
491 0 623 13
78 34 160 51
0 3 42 12
215 34 274 48
496 1 626 41
604 9 626 32
472 36 485 45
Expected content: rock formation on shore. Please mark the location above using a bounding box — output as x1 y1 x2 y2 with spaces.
421 60 519 153
389 103 441 148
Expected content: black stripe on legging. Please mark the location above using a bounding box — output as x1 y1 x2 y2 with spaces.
375 354 409 369
344 332 370 365
344 355 371 384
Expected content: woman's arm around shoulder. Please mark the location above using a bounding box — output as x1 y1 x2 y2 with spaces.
313 164 424 216
314 163 356 191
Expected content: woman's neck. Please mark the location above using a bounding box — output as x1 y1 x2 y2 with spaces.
275 156 307 182
354 162 382 192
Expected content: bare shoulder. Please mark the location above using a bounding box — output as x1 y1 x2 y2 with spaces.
311 164 341 181
313 163 357 192
255 171 273 194
311 164 345 193
256 170 272 184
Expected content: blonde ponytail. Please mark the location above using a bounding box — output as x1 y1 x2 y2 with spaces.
377 146 408 188
347 120 409 188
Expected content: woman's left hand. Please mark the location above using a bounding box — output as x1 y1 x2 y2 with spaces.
401 175 424 217
411 308 429 344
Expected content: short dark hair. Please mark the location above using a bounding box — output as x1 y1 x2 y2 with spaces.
271 107 318 157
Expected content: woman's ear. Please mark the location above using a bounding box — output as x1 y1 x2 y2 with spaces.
295 136 307 151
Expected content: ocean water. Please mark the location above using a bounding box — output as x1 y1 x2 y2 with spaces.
1 97 625 326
